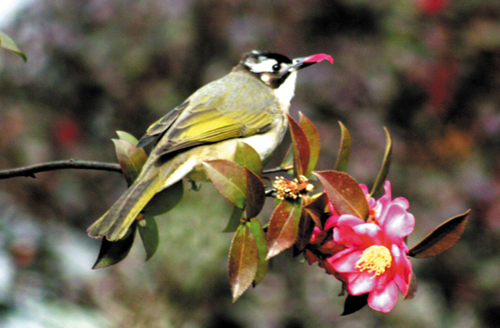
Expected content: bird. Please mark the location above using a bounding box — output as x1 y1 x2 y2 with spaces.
87 50 333 242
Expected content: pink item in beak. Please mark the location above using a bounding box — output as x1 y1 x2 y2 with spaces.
304 53 334 64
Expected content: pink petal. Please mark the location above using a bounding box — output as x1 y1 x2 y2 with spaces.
347 271 377 295
359 184 369 195
324 215 339 230
328 248 362 273
334 216 366 247
381 204 415 243
392 244 412 294
392 196 410 210
368 280 398 313
352 222 382 240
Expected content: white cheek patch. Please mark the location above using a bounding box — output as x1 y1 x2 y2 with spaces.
249 59 277 73
260 73 271 83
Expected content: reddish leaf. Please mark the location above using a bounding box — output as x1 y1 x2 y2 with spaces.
203 159 246 209
112 138 148 185
245 168 265 218
333 122 352 173
403 269 418 301
266 198 302 260
248 218 268 286
228 223 259 302
299 112 320 177
137 215 159 261
288 114 310 177
235 141 263 177
294 207 316 255
303 192 329 228
369 127 392 197
313 171 369 220
408 210 470 258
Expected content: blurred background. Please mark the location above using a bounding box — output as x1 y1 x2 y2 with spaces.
0 0 499 327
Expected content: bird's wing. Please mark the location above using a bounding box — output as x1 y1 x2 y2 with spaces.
136 100 189 148
151 73 280 157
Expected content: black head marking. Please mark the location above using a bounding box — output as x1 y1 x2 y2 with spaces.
240 51 294 88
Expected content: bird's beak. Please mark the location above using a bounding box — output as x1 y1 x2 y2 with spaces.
291 53 334 71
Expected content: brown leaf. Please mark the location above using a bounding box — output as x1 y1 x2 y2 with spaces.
313 171 369 220
288 114 310 177
244 168 265 218
266 198 302 260
299 112 320 177
294 209 315 255
303 192 329 228
228 223 259 302
408 210 470 258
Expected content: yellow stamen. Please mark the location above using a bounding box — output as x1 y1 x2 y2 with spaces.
355 245 392 277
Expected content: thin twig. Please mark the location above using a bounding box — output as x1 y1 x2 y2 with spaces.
262 165 294 175
0 159 122 179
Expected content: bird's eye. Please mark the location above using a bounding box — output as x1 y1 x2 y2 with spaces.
272 63 280 71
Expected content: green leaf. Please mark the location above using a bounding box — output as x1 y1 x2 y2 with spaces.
266 198 302 260
299 112 320 177
235 141 263 176
228 222 259 302
287 114 310 178
341 293 368 316
116 130 139 145
112 138 148 185
0 32 27 62
244 168 265 218
313 171 370 220
137 215 159 261
203 159 246 209
408 210 470 258
369 127 392 197
142 180 183 217
248 218 268 286
92 222 137 269
403 269 418 301
333 122 352 172
223 207 244 233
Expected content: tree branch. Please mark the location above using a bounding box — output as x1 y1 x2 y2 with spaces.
0 159 122 179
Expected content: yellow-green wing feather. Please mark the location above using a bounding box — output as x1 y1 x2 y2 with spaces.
153 72 279 156
136 101 189 148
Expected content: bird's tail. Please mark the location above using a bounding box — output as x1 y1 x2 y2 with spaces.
87 176 163 241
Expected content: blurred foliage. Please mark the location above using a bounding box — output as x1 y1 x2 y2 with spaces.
1 0 500 327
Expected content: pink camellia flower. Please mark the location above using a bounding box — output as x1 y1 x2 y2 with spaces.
327 181 415 313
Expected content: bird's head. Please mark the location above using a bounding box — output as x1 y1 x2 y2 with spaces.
238 50 333 89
